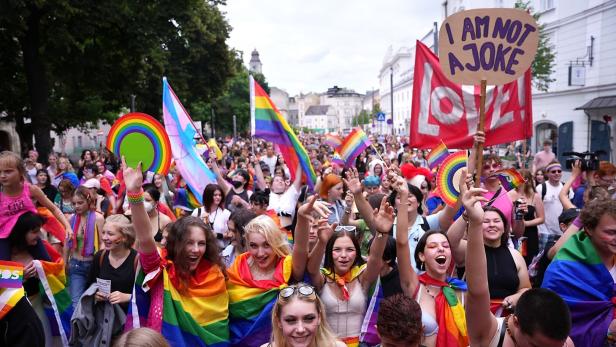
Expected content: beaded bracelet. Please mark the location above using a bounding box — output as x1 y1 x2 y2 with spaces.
126 189 145 204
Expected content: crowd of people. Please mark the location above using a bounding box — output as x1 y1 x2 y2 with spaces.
0 132 615 347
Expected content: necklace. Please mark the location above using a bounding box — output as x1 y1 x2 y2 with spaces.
424 284 441 299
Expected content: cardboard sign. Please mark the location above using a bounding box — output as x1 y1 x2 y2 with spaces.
439 8 539 85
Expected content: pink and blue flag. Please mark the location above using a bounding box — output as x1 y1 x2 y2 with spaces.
163 77 216 205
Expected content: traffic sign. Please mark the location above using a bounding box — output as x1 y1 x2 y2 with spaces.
376 112 386 122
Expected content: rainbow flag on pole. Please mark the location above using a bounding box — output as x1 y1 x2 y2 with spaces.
338 128 371 167
324 133 343 149
493 168 525 191
227 253 293 347
426 140 449 170
250 76 317 189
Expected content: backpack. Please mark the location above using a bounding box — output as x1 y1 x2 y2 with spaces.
540 182 569 201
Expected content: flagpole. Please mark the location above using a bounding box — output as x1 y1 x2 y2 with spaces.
164 77 207 144
371 144 389 169
474 79 487 188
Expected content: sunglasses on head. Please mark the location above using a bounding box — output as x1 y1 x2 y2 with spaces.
335 225 356 233
279 285 315 299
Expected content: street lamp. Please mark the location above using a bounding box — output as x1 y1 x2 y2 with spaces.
390 65 394 136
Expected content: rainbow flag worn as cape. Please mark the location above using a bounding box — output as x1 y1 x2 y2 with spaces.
542 231 614 347
426 140 449 170
0 261 25 320
127 250 229 347
69 211 99 257
34 242 73 346
250 76 317 189
227 252 293 347
338 128 371 167
493 168 526 191
418 273 468 347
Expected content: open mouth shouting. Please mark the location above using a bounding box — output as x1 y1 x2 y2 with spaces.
435 255 447 265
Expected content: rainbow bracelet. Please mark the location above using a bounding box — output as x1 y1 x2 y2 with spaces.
126 189 144 204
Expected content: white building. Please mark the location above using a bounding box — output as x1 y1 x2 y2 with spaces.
249 49 262 74
320 86 364 134
290 92 321 129
269 86 290 120
50 120 111 156
442 0 616 162
303 105 338 133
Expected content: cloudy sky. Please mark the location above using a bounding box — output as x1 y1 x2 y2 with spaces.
223 1 442 96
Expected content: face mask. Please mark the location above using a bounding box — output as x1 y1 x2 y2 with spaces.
144 201 155 212
232 180 243 189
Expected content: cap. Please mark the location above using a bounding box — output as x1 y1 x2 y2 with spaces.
82 178 100 190
558 208 579 224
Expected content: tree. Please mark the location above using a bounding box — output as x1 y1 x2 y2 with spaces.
353 109 372 125
515 0 556 92
0 0 234 159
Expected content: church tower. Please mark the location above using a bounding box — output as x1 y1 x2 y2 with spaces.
249 49 262 74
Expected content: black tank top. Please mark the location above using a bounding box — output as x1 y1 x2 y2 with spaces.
225 189 249 210
486 244 519 299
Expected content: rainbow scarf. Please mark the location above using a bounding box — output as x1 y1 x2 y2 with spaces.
321 264 366 301
418 273 468 347
338 128 371 167
542 231 614 347
227 252 293 347
69 211 99 257
0 261 25 320
128 250 230 346
34 242 73 346
250 76 317 189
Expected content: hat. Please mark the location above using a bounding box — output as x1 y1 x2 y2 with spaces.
558 208 579 225
82 178 100 190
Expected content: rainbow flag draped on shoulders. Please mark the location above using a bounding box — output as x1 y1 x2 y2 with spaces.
542 231 614 347
227 252 293 347
128 249 229 347
250 76 317 189
34 241 73 347
418 273 468 347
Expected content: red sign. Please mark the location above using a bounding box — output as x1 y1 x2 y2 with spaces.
410 41 532 149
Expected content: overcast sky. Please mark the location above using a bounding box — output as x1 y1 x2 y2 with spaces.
223 1 442 96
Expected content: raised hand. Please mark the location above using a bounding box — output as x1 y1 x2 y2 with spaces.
373 196 395 234
121 156 143 192
317 220 335 244
344 190 354 207
458 169 488 223
389 173 408 194
298 195 331 219
343 168 362 195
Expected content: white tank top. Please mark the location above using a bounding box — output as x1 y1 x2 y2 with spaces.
320 279 367 339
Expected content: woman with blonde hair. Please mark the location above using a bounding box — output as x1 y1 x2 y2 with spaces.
56 156 79 188
227 197 324 347
113 327 170 347
265 283 345 347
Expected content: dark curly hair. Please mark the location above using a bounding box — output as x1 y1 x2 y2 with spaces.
165 216 227 287
376 294 423 345
202 184 225 210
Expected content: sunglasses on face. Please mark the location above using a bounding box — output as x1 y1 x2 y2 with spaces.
549 170 562 174
279 285 315 299
483 164 501 170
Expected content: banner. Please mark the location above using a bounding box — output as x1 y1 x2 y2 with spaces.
410 41 532 149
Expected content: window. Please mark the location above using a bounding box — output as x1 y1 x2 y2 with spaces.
540 0 554 11
77 136 83 148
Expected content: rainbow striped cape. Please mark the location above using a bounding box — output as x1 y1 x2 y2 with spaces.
418 273 468 347
34 242 73 346
250 75 317 189
227 252 293 347
69 211 99 257
128 251 229 347
542 231 614 347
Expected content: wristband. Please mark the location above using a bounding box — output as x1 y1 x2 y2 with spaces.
127 189 145 204
572 216 583 229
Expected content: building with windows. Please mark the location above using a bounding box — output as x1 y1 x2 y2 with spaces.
442 0 616 163
303 105 338 133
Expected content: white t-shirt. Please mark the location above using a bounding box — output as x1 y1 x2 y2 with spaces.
192 207 231 247
536 182 573 236
262 155 278 174
269 185 300 217
393 211 442 271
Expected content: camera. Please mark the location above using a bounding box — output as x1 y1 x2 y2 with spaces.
563 151 604 171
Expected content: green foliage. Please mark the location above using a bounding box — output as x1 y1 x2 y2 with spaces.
353 109 372 125
515 0 556 91
0 0 235 157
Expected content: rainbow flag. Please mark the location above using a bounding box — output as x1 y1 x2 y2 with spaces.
0 286 24 320
359 279 383 345
324 133 343 149
542 231 614 347
163 77 216 205
128 251 229 347
34 242 73 346
493 168 525 191
227 252 293 347
0 261 23 289
250 76 317 189
338 128 371 167
426 140 449 170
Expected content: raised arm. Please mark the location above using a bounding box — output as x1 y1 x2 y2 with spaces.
559 160 581 210
210 154 231 196
548 221 582 260
392 175 419 297
360 196 394 289
459 171 496 346
344 168 376 230
307 217 334 290
293 196 330 282
446 216 468 267
292 161 303 191
251 155 267 191
31 185 73 240
122 157 157 255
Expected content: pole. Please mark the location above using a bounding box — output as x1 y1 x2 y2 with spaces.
521 140 527 169
130 95 136 112
390 66 394 136
233 115 237 142
211 108 216 139
371 144 389 169
433 22 439 56
474 80 487 188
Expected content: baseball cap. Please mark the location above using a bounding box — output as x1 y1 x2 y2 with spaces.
82 178 100 190
558 208 579 225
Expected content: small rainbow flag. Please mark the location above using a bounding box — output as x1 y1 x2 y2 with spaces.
227 253 293 347
338 128 371 167
324 133 343 149
0 261 24 289
493 168 525 191
250 76 317 189
426 140 449 170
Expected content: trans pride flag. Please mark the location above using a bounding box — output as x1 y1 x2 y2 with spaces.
250 76 317 189
163 77 216 205
227 253 293 347
542 231 614 347
338 128 371 167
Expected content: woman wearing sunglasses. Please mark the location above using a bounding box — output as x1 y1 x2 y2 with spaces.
264 283 345 347
306 169 395 345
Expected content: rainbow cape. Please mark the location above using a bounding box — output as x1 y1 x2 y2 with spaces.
493 168 525 191
542 231 614 347
426 140 449 170
250 76 317 189
128 251 230 347
418 273 468 347
0 261 25 320
34 242 73 346
338 128 371 167
227 252 293 347
69 211 99 257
